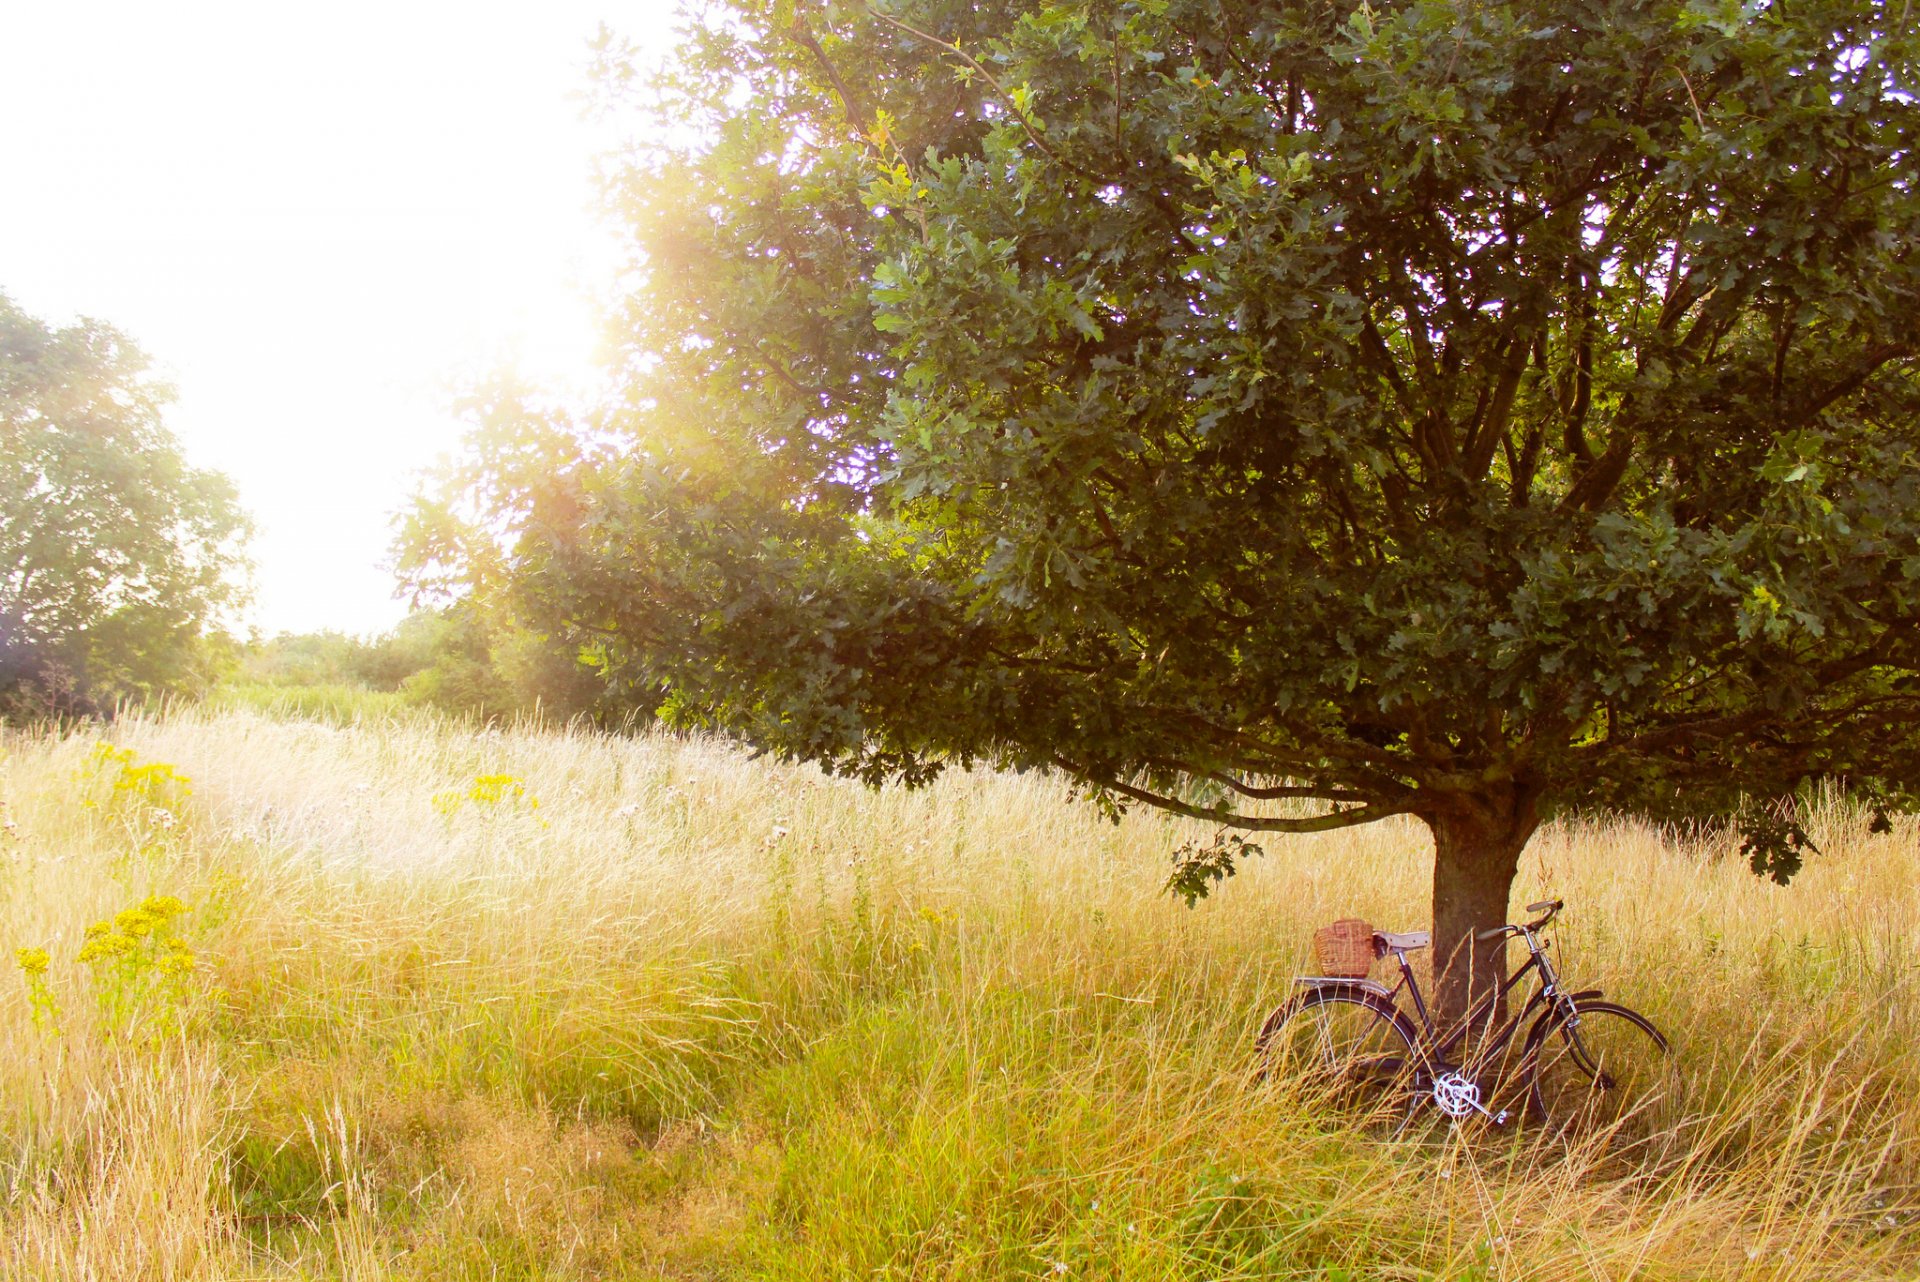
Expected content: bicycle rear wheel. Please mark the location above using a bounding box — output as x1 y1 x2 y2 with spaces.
1526 999 1682 1150
1257 989 1422 1122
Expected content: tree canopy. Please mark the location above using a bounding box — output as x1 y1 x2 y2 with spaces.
1 293 250 719
414 0 1920 1019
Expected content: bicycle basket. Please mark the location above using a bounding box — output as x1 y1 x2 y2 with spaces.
1312 918 1378 978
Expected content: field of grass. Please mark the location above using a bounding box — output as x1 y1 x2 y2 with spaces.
1 706 1915 1280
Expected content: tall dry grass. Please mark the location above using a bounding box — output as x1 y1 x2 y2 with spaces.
0 705 1914 1279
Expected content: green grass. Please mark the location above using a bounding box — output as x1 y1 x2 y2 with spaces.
0 706 1915 1278
207 681 415 726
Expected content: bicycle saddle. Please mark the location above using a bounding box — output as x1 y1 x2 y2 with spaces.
1374 929 1430 953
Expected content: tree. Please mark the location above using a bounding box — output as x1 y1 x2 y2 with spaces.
1 293 250 719
391 379 627 724
418 0 1920 1026
376 604 604 724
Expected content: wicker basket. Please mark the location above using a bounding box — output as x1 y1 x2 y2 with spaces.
1313 918 1378 978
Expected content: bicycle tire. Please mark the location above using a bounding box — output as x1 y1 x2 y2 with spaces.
1256 988 1423 1122
1524 999 1682 1149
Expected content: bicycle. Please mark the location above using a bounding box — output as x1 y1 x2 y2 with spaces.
1256 900 1681 1145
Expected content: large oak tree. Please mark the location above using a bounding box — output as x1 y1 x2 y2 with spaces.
412 0 1920 1024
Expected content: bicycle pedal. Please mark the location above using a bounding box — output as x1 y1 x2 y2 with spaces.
1492 1109 1510 1126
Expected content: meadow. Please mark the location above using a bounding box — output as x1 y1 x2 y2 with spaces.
0 705 1914 1280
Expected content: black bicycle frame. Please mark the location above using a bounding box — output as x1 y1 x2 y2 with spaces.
1374 939 1578 1080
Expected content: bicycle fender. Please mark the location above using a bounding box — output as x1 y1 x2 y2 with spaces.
1515 985 1602 1033
1521 988 1607 1051
1262 981 1422 1057
1291 976 1396 1001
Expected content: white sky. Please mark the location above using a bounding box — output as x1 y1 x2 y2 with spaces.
0 1 677 637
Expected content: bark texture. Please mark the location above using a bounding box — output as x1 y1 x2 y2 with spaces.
1427 787 1541 1035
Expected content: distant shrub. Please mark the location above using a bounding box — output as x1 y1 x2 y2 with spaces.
210 682 413 725
227 605 613 727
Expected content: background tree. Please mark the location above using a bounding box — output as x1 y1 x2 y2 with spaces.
232 607 610 725
1 292 251 719
415 0 1920 1025
390 377 625 724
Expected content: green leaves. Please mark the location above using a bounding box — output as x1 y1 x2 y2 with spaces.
420 0 1920 889
1 293 251 720
1164 831 1265 909
1737 807 1819 887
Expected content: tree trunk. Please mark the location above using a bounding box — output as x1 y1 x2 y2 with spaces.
1426 788 1541 1037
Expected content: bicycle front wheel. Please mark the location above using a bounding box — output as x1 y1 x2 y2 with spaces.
1257 989 1422 1122
1526 999 1682 1148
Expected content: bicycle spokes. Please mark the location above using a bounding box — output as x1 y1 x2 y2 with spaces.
1262 992 1420 1122
1530 1003 1682 1149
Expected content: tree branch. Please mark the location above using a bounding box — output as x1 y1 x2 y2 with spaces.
1205 771 1373 802
785 16 874 135
1798 343 1910 423
1462 326 1529 480
1056 757 1414 832
867 7 1100 187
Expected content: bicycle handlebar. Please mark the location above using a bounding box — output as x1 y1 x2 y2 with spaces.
1474 898 1565 942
